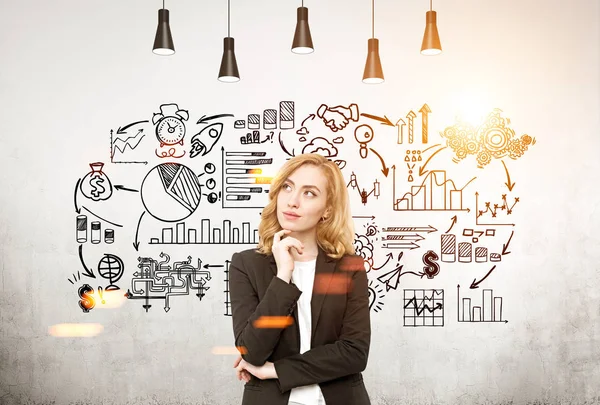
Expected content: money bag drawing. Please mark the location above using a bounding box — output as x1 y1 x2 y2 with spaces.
80 162 113 201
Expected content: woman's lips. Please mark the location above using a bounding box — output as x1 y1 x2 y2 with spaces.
283 213 300 220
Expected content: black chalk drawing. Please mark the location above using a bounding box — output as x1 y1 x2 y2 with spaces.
354 228 376 272
69 100 536 322
75 215 116 244
73 253 123 311
457 284 507 323
224 259 232 316
153 103 189 158
140 163 202 222
240 130 276 144
77 244 96 279
301 136 340 158
403 289 444 327
74 179 124 231
80 162 113 201
315 103 359 132
97 253 124 291
124 253 212 312
347 171 380 205
236 101 295 132
148 218 259 245
222 148 274 208
368 280 386 313
376 252 425 292
190 114 233 157
110 120 149 165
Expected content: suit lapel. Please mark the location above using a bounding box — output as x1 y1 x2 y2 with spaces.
310 246 337 341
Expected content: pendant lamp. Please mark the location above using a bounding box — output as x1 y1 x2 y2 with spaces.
362 0 384 84
152 0 175 55
420 0 442 55
291 0 314 54
218 0 240 82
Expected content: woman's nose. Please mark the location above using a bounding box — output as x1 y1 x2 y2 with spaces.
287 192 300 207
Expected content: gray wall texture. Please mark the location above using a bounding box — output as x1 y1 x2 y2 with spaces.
1 0 599 404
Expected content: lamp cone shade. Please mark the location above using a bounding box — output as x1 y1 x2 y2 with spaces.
292 7 314 54
420 10 442 55
218 37 240 82
153 9 175 55
362 38 384 84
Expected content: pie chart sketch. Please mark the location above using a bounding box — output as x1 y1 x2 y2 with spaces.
141 163 202 222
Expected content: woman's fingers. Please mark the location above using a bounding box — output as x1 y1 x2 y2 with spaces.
277 236 304 252
233 355 242 368
273 229 291 243
283 238 304 255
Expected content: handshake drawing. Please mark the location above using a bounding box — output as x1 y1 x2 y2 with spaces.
316 103 360 132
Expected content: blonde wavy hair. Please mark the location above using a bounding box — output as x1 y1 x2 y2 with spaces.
256 153 355 259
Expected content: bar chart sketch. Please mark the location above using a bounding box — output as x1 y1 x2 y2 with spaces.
222 149 275 208
403 289 444 327
149 218 259 245
457 284 507 323
440 233 502 263
393 167 476 211
232 101 295 130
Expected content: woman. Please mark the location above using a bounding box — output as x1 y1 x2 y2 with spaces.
229 153 371 405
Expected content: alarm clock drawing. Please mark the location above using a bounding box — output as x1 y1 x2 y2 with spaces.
152 103 190 147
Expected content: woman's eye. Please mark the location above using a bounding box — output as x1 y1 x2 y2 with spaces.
305 191 315 197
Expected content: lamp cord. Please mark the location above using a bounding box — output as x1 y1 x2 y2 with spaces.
163 0 165 10
430 0 432 11
372 0 374 39
228 0 231 37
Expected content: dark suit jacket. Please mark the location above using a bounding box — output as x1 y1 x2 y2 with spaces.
229 245 371 405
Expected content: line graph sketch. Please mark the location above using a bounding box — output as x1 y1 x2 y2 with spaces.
403 289 444 327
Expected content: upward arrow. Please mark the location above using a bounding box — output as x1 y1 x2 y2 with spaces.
419 104 431 144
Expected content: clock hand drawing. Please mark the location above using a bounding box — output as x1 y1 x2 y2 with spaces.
156 116 186 147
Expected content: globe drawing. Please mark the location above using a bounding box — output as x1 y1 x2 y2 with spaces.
97 254 124 290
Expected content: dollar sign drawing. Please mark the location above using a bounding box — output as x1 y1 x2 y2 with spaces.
78 284 96 313
422 250 440 279
90 175 106 198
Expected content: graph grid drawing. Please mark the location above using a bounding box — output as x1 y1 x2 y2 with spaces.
403 289 444 327
149 219 258 245
457 285 506 323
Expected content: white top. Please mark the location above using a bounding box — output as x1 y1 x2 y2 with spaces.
287 259 326 405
